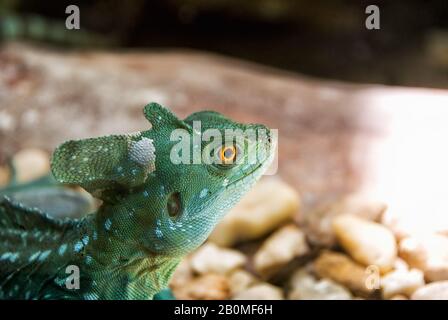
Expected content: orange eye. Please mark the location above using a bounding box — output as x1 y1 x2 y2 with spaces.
220 145 237 164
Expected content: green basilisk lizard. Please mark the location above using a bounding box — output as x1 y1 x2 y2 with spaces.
0 102 275 300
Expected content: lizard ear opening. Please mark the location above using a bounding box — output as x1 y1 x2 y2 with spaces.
144 102 191 131
51 133 155 201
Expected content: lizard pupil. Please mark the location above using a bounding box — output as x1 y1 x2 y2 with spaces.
220 145 236 164
167 192 182 218
224 148 234 159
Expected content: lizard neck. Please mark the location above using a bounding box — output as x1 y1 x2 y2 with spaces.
80 205 182 299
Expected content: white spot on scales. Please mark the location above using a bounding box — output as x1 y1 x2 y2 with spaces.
199 188 208 198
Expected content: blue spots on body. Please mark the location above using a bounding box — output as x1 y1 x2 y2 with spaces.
1 252 19 263
74 241 84 253
104 219 112 231
82 235 89 245
29 251 41 262
199 188 208 199
143 190 149 197
0 252 11 261
58 244 68 256
8 253 16 262
155 227 164 239
39 250 51 261
54 277 65 287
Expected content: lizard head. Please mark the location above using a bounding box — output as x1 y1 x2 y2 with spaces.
51 102 276 257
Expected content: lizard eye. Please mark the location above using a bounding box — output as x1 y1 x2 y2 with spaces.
219 145 237 165
167 192 182 218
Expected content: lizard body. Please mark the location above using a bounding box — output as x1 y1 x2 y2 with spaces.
0 102 275 299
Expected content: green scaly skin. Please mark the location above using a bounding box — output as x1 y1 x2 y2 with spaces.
0 102 275 300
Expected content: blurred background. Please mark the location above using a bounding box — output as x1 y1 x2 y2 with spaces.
1 0 448 300
1 0 448 87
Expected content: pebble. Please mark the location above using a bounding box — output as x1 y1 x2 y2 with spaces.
399 234 448 282
190 243 247 275
390 295 408 300
209 177 300 246
411 281 448 300
232 283 284 300
313 251 376 297
172 274 230 300
333 214 397 273
12 148 50 183
381 268 425 299
393 258 410 271
227 269 259 296
288 269 352 300
304 195 387 247
253 224 309 278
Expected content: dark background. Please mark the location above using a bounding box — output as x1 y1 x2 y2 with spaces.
1 0 448 87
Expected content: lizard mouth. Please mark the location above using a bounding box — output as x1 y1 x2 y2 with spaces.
227 137 276 188
226 163 263 187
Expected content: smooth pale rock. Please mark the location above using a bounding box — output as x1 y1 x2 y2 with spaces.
288 269 352 300
253 224 309 278
411 281 448 300
381 268 425 299
209 177 300 246
304 195 387 247
390 295 408 300
169 258 194 289
172 274 230 300
190 243 247 275
333 214 397 273
394 258 410 271
399 234 448 282
227 269 259 296
233 283 284 300
313 251 375 297
12 148 50 183
0 166 10 187
289 268 316 288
